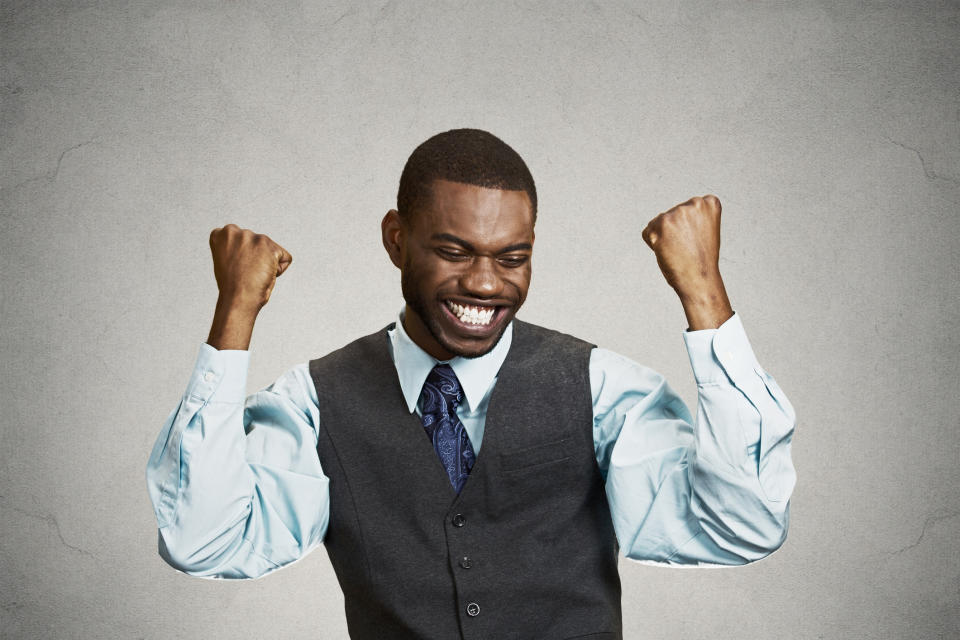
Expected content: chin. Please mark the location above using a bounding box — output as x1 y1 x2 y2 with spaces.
431 301 516 359
442 333 506 359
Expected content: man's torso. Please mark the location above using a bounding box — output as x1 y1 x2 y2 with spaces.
308 319 622 640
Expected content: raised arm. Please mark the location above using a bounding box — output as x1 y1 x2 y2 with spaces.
594 196 796 564
145 225 329 578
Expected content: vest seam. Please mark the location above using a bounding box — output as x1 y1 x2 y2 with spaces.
311 391 374 590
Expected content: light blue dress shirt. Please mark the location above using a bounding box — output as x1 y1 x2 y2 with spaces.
146 311 796 579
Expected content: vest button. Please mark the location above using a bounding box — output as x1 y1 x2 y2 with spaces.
452 513 465 527
465 602 480 617
459 556 473 569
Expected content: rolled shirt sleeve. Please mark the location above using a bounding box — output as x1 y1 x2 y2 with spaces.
593 312 796 565
145 344 330 578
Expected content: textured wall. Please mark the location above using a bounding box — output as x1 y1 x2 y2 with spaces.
2 1 958 638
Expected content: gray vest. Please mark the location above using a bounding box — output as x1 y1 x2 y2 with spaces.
309 319 622 639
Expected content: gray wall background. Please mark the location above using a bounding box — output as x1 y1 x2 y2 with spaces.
2 1 958 638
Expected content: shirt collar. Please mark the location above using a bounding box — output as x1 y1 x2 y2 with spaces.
387 307 513 414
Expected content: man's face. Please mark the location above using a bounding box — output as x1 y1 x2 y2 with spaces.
383 179 535 360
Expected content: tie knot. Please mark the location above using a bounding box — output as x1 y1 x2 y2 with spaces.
421 364 463 414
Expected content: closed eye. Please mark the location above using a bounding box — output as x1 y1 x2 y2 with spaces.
437 248 469 261
498 255 529 267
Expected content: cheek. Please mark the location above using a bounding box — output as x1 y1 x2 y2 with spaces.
426 259 464 287
406 258 456 295
508 267 532 301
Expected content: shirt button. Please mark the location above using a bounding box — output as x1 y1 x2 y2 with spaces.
459 556 473 569
452 513 465 527
203 371 216 383
465 602 480 617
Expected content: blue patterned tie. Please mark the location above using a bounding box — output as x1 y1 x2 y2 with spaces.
418 364 476 494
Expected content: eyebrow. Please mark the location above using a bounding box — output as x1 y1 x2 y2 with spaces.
431 233 532 254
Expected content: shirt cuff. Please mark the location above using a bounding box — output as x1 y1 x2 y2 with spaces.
183 343 250 404
682 312 761 386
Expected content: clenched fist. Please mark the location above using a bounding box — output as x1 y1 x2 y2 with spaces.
642 195 733 330
206 225 292 350
209 224 293 312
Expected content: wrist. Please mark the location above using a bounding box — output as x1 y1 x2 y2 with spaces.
677 279 733 331
215 291 265 315
207 297 259 350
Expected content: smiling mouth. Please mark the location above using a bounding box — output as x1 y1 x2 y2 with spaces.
444 300 500 326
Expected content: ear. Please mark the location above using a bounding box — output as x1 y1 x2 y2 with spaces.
381 209 404 269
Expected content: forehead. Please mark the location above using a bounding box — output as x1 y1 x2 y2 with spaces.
411 179 534 246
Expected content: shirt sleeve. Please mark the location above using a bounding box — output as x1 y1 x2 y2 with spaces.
145 344 329 579
592 312 796 565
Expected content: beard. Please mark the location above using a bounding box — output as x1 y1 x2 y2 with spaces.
401 270 513 360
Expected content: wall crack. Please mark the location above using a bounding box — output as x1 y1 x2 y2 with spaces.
0 499 98 559
883 136 959 186
888 510 960 557
2 139 99 193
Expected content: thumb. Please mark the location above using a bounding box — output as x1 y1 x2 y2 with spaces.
274 246 293 276
641 224 657 248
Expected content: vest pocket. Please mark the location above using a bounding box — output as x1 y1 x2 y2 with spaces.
500 437 571 473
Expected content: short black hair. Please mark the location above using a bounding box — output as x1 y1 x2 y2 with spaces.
397 128 537 223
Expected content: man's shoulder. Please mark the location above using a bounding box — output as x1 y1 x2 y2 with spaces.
504 319 596 388
512 318 597 350
307 324 394 371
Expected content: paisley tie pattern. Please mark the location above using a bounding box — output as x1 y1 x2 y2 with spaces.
418 364 476 494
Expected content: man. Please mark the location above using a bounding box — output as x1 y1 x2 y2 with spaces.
147 129 796 639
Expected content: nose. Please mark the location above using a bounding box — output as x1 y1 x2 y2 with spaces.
459 256 503 298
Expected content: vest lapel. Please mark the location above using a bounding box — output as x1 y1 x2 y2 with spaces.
363 327 461 504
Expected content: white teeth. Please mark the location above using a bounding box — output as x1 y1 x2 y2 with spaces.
446 301 495 326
